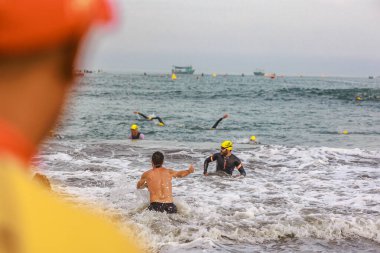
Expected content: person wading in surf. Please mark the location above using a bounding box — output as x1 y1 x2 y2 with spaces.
129 124 144 140
137 151 194 213
204 140 246 177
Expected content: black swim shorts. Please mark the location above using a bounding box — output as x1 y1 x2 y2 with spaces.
148 202 177 214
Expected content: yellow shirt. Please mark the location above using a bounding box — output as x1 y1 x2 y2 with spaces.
0 158 140 253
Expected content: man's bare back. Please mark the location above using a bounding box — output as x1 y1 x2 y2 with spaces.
137 166 194 203
137 151 194 213
140 167 174 203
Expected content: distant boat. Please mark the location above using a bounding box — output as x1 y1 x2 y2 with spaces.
172 65 195 74
369 76 374 79
254 69 265 76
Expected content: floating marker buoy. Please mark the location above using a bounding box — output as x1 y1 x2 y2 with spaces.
250 135 256 141
212 73 217 78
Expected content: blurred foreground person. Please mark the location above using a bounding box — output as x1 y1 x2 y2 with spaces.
0 0 140 252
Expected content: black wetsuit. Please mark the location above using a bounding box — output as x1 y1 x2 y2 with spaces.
137 112 165 125
204 153 246 176
148 202 177 214
211 117 225 129
131 132 141 140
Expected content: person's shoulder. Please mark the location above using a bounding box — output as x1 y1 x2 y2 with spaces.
231 153 241 161
160 167 172 172
143 169 153 176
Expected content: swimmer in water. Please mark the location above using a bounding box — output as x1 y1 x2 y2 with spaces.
129 124 144 140
204 140 246 177
211 114 228 129
33 173 52 190
134 111 165 126
137 151 195 214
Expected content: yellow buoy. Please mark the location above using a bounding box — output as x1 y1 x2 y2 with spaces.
171 73 177 80
250 135 256 141
212 73 217 78
342 130 349 135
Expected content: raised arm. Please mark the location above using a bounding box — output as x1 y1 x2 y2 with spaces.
134 111 151 120
203 154 215 175
170 165 194 178
211 114 228 129
136 172 148 189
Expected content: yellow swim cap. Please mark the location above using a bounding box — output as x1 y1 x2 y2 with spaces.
342 130 348 135
250 135 256 141
130 124 138 130
221 140 233 151
158 122 164 126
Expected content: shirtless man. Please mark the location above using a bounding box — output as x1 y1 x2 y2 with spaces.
137 151 194 213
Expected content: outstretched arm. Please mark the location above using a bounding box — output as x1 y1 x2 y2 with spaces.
170 165 195 178
134 111 151 120
211 114 228 129
136 172 148 189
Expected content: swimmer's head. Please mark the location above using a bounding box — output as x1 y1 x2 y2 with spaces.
158 122 165 127
250 135 256 141
152 151 164 168
130 124 139 130
33 173 51 190
221 140 233 154
342 130 349 135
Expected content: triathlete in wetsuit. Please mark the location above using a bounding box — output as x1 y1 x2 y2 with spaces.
129 124 144 140
134 111 165 126
204 140 246 176
211 114 228 129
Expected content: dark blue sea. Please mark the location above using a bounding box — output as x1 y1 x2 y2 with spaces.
39 74 380 252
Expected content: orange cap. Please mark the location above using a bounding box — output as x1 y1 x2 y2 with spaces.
0 0 112 55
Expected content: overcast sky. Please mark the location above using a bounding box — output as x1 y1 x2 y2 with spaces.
84 0 380 76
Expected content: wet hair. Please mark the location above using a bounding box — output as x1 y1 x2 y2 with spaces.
152 151 164 168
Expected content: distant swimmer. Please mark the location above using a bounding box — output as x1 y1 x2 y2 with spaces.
204 140 246 177
249 135 259 144
33 173 52 190
134 111 165 126
129 124 145 140
137 151 195 213
211 114 228 129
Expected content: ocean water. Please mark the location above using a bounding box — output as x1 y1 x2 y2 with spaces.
38 74 380 252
